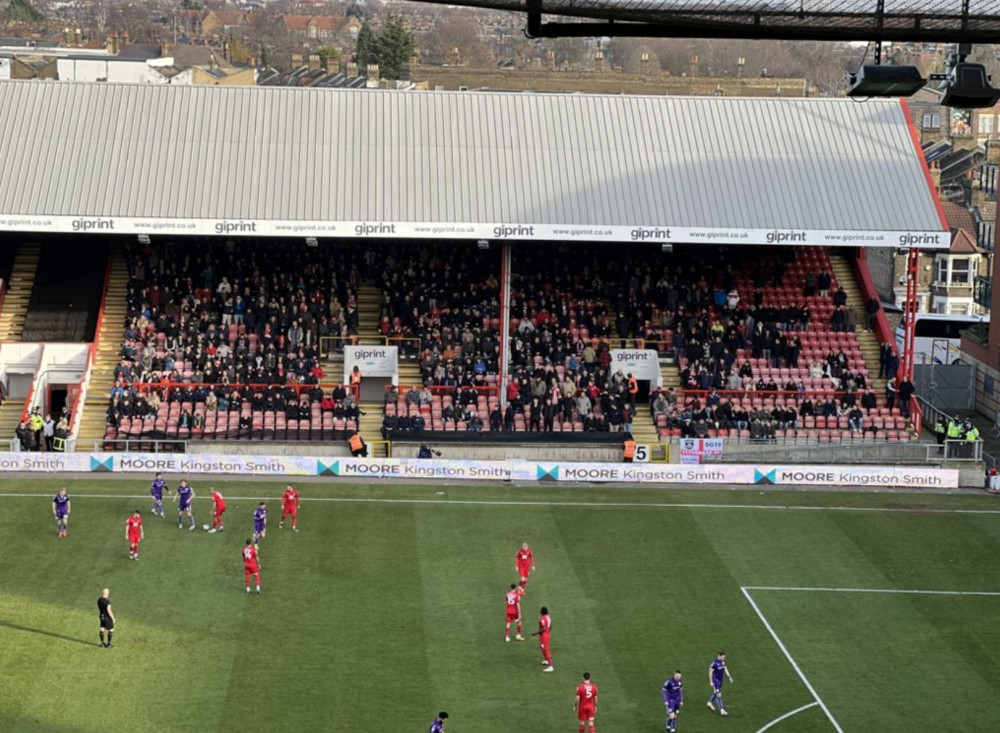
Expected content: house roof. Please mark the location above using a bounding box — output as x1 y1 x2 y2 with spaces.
0 82 949 244
203 9 247 26
941 201 978 238
283 15 348 33
950 228 983 254
117 44 162 60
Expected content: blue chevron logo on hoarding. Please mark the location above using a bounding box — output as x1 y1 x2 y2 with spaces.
537 465 559 482
90 456 114 472
317 460 340 476
754 468 777 485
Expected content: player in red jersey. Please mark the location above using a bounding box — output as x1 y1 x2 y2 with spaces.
126 510 144 561
209 488 227 532
279 484 300 531
243 539 261 594
574 672 599 732
505 583 525 642
515 542 535 592
534 606 554 671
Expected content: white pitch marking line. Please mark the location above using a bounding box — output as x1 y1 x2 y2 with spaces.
741 587 845 733
0 493 998 515
755 701 820 733
745 586 1000 597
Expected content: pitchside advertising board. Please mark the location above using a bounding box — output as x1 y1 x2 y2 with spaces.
0 215 950 248
344 345 398 384
609 350 662 386
0 453 959 488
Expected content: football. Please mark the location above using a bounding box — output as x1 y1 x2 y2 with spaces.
202 524 210 531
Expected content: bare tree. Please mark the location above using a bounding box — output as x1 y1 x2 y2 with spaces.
419 11 493 67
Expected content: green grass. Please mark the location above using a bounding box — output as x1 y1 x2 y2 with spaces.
1 479 999 732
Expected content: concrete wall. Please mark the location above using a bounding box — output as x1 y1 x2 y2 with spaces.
960 350 1000 420
57 58 169 84
391 443 621 462
186 442 352 457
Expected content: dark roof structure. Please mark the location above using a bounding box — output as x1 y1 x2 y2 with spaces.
413 0 1000 42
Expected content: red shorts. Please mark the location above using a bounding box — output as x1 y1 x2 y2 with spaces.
578 705 596 722
214 506 226 518
539 635 551 654
245 564 260 574
128 533 141 544
517 564 531 579
506 610 520 623
282 506 297 519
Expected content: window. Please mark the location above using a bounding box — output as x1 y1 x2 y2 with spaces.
936 257 948 284
922 113 941 129
981 115 995 135
951 258 971 285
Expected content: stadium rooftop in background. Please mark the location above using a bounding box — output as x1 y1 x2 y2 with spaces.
413 0 1000 42
0 81 947 248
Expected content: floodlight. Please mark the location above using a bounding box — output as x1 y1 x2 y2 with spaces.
305 237 319 247
137 234 151 245
847 65 925 98
477 239 490 250
939 62 1000 109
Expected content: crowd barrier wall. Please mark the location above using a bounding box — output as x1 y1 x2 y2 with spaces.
0 452 960 488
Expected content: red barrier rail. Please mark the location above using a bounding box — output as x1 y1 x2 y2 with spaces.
386 385 500 397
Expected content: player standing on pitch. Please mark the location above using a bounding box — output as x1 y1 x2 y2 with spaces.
505 583 524 642
52 488 71 538
253 502 267 545
515 542 535 593
574 672 599 733
707 651 733 716
150 473 170 517
209 488 226 532
126 510 144 561
534 606 554 672
279 484 300 531
97 588 115 648
662 671 684 732
243 539 261 594
173 479 196 530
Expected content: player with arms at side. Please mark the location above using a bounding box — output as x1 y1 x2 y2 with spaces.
574 672 599 733
707 651 733 716
505 583 524 642
533 606 554 672
243 539 261 594
253 502 267 545
150 473 170 517
662 671 684 732
52 488 71 538
515 542 535 593
209 488 226 532
173 479 196 530
126 510 144 560
428 712 448 732
279 484 300 531
97 588 115 648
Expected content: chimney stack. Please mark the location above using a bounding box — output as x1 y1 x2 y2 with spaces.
689 54 699 76
347 62 358 78
736 56 746 78
308 54 321 71
367 63 380 81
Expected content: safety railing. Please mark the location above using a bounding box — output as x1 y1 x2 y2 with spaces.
70 248 115 435
386 335 422 355
635 338 675 355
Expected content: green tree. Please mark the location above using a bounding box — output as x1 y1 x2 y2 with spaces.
5 0 45 22
356 22 377 70
315 45 341 72
375 15 414 80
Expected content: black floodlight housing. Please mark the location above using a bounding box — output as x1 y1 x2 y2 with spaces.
847 65 926 98
939 62 1000 109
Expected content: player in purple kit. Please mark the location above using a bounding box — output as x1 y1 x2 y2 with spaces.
150 473 170 517
707 651 734 716
253 502 267 546
662 670 683 732
52 488 71 538
173 479 196 530
428 712 448 732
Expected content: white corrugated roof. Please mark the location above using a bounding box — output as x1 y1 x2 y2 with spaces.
0 81 947 246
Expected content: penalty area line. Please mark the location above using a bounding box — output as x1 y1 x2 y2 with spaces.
0 492 996 516
744 586 1000 597
755 701 820 733
741 587 844 733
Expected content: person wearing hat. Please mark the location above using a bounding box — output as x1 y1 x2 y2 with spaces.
29 408 44 452
963 419 981 458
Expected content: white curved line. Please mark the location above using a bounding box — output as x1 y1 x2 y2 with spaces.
755 702 820 732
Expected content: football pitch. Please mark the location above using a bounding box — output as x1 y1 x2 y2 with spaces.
2 479 1000 733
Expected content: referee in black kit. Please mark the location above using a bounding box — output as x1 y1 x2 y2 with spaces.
98 588 115 648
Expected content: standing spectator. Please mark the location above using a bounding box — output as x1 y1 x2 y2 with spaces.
898 378 915 419
43 414 55 451
878 341 892 378
885 379 897 411
865 297 880 331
